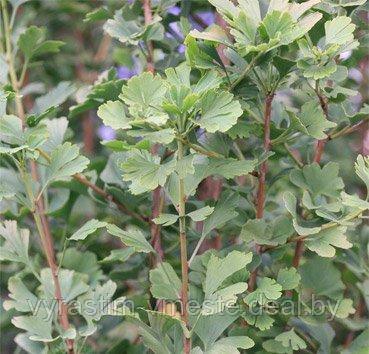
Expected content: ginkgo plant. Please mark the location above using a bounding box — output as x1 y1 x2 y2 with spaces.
1 0 369 353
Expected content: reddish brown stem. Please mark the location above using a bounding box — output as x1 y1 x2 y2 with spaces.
142 0 155 73
73 173 148 223
248 93 274 291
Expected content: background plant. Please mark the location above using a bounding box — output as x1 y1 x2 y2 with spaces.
1 0 368 353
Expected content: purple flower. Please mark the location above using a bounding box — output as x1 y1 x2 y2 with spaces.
168 22 184 39
191 11 215 30
167 5 181 16
177 44 186 54
117 66 137 79
98 125 116 141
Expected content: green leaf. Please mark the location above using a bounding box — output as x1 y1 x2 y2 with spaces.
149 262 181 300
153 213 179 226
288 101 336 139
305 226 352 257
208 158 256 179
0 220 30 265
175 154 195 178
18 26 64 61
241 216 293 246
32 82 76 115
245 277 283 305
325 16 355 46
208 336 255 353
242 312 275 331
300 256 344 299
198 90 242 133
84 7 110 23
100 247 136 263
44 142 89 185
202 192 239 237
277 268 301 290
121 149 176 194
355 155 369 193
187 206 214 222
3 277 38 312
331 298 355 319
106 224 155 253
40 268 89 302
204 251 252 297
275 329 307 351
290 162 344 198
128 128 175 144
97 100 131 130
120 72 168 124
69 219 108 241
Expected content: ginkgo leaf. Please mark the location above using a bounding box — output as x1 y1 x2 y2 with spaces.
288 101 336 139
245 277 283 305
69 219 108 241
187 206 214 222
275 329 307 351
290 162 344 198
330 298 355 319
106 224 154 253
150 262 181 300
208 158 256 179
204 251 252 297
241 216 293 246
208 336 255 352
277 268 301 290
202 192 239 237
325 16 355 46
300 256 344 299
121 149 176 194
198 90 242 133
97 100 131 130
128 128 175 144
355 155 369 193
242 312 275 331
0 220 30 265
305 226 352 257
175 154 195 178
153 213 179 226
44 142 89 186
120 72 168 124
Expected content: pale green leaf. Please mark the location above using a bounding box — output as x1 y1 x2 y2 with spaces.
97 100 131 130
355 155 369 193
198 90 242 133
149 262 181 300
69 219 108 241
187 206 214 222
44 142 89 185
305 226 352 257
277 268 301 290
153 213 179 226
325 16 355 46
106 224 155 253
275 329 307 351
245 277 283 305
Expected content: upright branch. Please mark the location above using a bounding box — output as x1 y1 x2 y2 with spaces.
1 1 74 352
177 139 191 354
142 0 154 73
248 92 274 291
292 84 329 269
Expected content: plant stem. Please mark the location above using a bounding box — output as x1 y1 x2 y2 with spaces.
230 54 260 91
177 139 191 354
2 3 74 351
248 92 274 291
293 83 329 269
142 0 154 73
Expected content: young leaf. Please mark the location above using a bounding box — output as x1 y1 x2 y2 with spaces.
149 262 181 300
355 155 369 193
97 100 131 130
187 206 214 222
0 220 30 265
122 149 176 194
277 268 301 290
325 16 355 46
153 213 179 226
198 90 242 133
106 224 155 253
69 219 108 241
275 329 307 351
44 142 89 185
245 277 283 305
